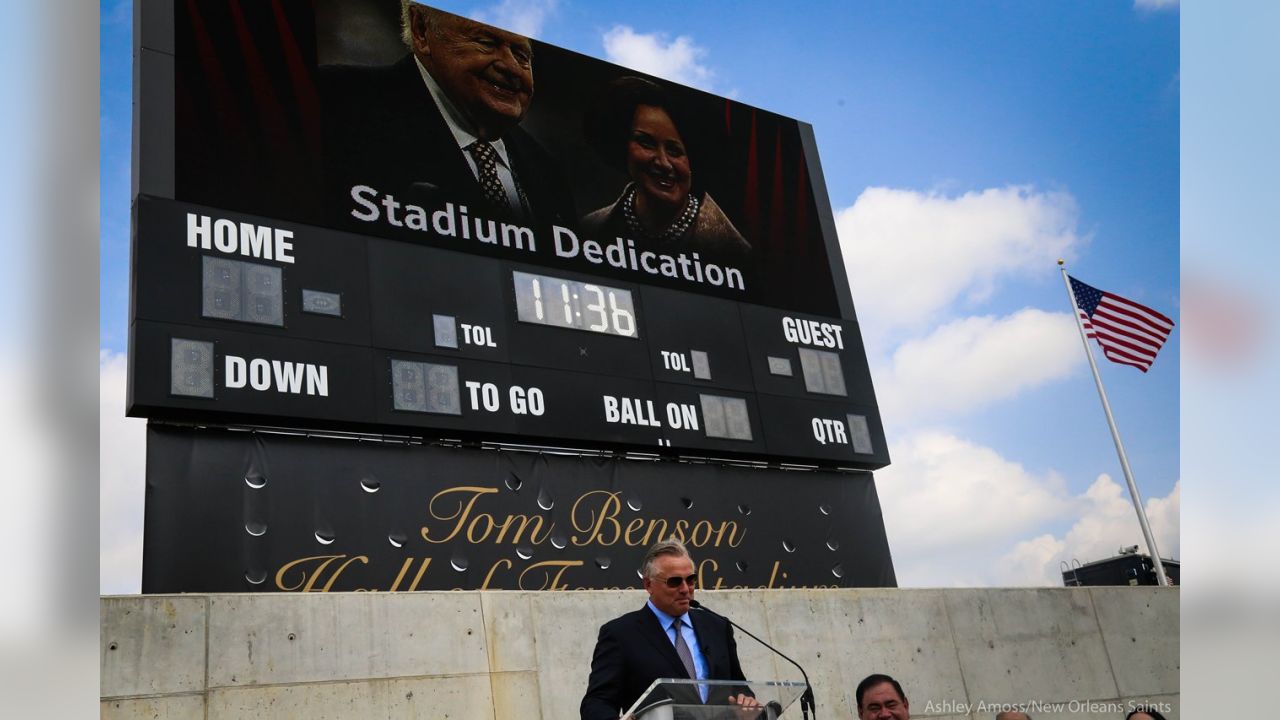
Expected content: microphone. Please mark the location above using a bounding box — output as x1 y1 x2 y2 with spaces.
690 599 817 719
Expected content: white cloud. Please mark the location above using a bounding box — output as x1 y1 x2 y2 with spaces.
100 350 146 594
471 0 558 39
997 476 1180 586
878 431 1178 588
837 186 1085 342
1134 0 1178 11
876 431 1070 586
998 533 1066 586
876 308 1083 424
601 26 715 91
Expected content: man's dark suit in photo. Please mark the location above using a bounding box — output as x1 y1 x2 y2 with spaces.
580 604 747 719
320 6 575 235
580 539 755 719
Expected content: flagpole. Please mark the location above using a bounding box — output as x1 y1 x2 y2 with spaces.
1058 260 1169 586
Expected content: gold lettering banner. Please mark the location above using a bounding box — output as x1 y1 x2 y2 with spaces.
142 425 897 593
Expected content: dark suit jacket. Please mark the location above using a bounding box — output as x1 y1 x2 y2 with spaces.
580 605 747 720
320 55 576 236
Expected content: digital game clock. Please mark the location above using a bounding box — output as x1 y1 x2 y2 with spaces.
512 271 639 338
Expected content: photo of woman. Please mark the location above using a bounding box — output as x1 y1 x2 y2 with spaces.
581 76 751 259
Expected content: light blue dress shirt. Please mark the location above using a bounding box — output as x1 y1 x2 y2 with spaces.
647 600 709 700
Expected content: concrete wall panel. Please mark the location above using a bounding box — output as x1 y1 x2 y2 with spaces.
100 596 206 698
528 589 635 720
1090 587 1180 697
480 591 537 672
751 589 851 716
206 592 487 687
698 590 787 683
823 589 968 714
944 589 1118 706
490 670 543 720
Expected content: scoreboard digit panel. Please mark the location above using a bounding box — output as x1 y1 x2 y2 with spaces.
130 319 378 424
374 350 517 434
132 197 374 347
653 382 767 455
755 394 890 466
738 303 879 404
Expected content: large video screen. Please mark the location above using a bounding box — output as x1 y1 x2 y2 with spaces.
152 0 848 316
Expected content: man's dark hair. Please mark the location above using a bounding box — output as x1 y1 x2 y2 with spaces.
583 75 695 175
855 673 906 709
1126 708 1168 720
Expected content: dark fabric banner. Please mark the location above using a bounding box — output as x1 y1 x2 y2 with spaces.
142 424 896 593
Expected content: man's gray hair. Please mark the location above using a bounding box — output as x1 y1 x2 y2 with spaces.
641 537 691 579
400 1 441 49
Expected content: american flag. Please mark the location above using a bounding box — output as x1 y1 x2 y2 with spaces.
1070 276 1174 373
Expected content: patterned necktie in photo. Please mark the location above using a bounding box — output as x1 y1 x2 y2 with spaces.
673 619 697 680
466 140 510 212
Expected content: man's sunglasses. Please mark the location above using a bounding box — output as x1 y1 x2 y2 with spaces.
659 574 698 589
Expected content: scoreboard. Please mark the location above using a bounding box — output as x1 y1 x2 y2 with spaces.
128 0 891 471
130 196 888 469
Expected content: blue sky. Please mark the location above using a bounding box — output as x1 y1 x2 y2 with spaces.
99 0 1180 591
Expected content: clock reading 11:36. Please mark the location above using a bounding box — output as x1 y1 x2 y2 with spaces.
512 271 639 338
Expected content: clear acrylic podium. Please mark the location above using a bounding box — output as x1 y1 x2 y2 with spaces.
623 679 808 719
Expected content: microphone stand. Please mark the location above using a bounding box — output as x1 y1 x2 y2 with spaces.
691 600 816 719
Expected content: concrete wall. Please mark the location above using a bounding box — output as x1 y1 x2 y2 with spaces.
101 588 1178 719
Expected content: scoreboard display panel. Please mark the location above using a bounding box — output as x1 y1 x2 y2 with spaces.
129 0 890 470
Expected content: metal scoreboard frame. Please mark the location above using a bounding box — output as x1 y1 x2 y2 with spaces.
129 0 890 471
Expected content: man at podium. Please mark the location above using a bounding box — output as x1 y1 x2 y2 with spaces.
581 538 756 719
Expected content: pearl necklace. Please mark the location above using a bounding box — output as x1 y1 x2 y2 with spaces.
621 183 700 244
